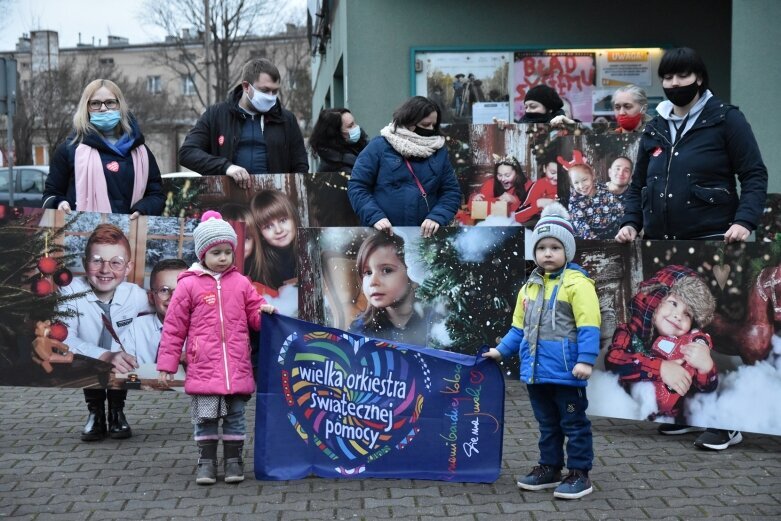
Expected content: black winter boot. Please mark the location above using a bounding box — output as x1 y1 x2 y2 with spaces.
107 390 132 439
196 441 218 485
81 399 106 442
223 440 245 483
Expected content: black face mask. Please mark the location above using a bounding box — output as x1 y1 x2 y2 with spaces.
663 81 700 107
414 126 437 137
520 111 551 123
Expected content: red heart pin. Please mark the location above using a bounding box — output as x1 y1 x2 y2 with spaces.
106 161 120 172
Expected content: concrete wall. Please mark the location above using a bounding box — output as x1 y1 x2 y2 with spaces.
732 0 781 191
313 0 733 137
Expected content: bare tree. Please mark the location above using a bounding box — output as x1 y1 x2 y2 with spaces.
143 0 291 113
11 55 140 161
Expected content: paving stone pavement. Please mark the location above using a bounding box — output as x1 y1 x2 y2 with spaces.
1 382 780 520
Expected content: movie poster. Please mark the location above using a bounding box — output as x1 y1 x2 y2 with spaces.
414 51 512 125
513 53 596 123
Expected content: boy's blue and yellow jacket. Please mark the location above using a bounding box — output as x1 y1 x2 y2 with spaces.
496 263 600 387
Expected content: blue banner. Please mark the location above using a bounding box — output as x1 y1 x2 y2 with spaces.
254 314 504 482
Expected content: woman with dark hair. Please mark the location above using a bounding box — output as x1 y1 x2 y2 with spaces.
616 47 768 451
469 156 531 214
309 108 368 174
518 85 576 125
348 96 461 238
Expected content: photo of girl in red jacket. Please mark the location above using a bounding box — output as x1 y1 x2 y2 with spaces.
157 210 275 486
467 155 532 216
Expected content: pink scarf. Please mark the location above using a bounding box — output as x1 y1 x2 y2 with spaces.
74 144 149 213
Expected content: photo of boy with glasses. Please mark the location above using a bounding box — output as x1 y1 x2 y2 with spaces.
57 223 152 441
120 258 188 364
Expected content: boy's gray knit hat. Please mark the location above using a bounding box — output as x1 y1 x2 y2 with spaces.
531 202 576 263
193 210 237 261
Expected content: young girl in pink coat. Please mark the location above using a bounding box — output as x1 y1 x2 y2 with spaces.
157 210 275 485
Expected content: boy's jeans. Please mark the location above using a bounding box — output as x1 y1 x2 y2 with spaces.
527 383 593 471
193 397 247 441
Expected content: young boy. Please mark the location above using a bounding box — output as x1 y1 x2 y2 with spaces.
58 223 152 441
484 203 600 499
606 266 718 424
121 258 188 364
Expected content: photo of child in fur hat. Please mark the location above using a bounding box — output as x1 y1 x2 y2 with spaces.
604 265 718 421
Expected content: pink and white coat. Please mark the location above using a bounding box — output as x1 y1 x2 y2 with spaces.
157 265 266 395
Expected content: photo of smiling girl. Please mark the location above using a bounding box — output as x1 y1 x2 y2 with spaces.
468 155 531 215
349 232 432 344
244 190 299 296
563 151 623 240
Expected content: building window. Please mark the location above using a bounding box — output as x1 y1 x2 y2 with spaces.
182 75 196 96
99 57 115 65
147 76 162 94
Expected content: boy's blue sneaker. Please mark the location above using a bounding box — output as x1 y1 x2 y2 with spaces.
516 465 562 490
553 469 593 499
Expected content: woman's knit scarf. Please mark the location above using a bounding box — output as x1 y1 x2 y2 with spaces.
379 123 445 159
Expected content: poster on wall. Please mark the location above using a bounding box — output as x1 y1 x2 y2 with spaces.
413 51 512 125
513 52 596 123
254 313 504 482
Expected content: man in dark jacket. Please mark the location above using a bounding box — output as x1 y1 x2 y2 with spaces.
178 58 309 188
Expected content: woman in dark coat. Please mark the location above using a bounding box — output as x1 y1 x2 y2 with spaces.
348 96 461 238
43 79 164 217
309 108 368 174
616 47 768 451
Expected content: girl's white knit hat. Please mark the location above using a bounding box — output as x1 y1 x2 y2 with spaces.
193 210 238 261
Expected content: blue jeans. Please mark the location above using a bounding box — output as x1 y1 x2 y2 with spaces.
193 397 247 441
527 383 593 471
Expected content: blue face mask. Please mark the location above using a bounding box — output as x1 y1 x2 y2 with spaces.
90 110 121 132
347 125 362 143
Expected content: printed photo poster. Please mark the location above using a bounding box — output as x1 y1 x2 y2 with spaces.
0 209 195 390
414 51 512 124
455 123 568 227
513 52 596 123
304 172 361 227
297 226 527 376
254 313 504 482
756 193 781 243
587 239 781 437
161 174 307 314
556 132 641 240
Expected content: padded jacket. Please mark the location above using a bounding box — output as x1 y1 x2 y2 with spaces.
620 96 767 239
497 264 601 387
348 137 461 226
178 85 309 175
43 120 164 215
157 265 266 395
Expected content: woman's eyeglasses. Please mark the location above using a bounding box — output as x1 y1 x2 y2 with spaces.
88 99 119 111
86 255 127 271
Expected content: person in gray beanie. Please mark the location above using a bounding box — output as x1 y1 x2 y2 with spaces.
157 210 275 486
484 202 600 499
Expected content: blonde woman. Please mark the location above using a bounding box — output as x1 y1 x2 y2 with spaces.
43 79 164 218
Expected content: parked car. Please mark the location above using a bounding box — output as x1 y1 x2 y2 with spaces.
0 166 50 207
